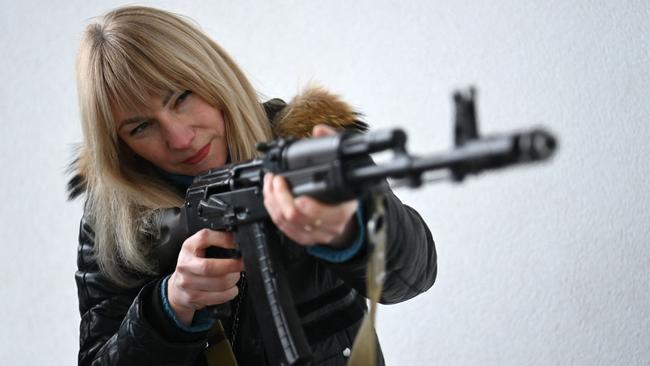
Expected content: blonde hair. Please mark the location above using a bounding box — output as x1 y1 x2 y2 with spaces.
76 5 272 286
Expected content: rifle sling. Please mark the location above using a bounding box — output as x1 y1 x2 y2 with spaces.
204 320 238 366
348 193 387 366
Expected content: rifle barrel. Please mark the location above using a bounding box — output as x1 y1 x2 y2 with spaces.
347 129 557 185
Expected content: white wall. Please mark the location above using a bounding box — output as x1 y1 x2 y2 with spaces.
1 0 648 365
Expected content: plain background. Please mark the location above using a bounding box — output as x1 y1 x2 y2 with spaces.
1 1 648 365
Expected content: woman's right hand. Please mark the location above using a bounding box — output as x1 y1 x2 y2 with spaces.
167 229 244 326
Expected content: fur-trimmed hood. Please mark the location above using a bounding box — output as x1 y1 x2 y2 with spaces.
67 87 367 199
265 87 367 139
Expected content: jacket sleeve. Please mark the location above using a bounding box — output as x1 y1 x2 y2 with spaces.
75 217 209 366
323 189 437 304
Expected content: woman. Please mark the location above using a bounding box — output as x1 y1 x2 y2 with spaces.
70 5 436 366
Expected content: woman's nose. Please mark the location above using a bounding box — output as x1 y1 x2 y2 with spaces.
161 118 194 150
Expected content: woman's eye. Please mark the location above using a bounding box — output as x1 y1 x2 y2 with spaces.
129 121 151 136
174 90 192 108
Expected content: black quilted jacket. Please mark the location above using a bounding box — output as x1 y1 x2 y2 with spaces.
75 188 436 365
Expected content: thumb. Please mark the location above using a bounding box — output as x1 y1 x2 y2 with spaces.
312 124 337 137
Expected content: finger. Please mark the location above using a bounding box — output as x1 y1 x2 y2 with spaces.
264 172 302 234
294 195 358 234
178 256 244 277
275 220 338 245
312 124 337 137
183 229 237 255
269 173 358 242
270 174 343 231
264 166 355 245
271 174 302 223
182 286 240 309
263 173 324 244
173 271 241 292
263 173 282 222
269 175 329 234
200 285 240 306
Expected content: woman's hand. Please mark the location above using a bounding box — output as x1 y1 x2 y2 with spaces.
263 124 359 248
167 229 244 326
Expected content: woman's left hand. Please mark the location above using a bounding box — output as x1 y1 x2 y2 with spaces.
262 124 359 248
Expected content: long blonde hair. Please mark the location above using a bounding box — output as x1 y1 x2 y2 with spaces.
75 5 272 286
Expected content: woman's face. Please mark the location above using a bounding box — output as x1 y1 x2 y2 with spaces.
114 91 228 176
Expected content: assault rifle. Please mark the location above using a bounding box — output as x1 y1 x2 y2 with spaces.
153 88 557 365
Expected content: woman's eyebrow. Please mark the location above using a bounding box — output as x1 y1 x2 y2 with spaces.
118 116 147 131
118 91 175 130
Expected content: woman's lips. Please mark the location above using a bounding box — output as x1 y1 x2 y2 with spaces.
183 143 211 164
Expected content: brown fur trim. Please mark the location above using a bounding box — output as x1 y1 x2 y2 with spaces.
272 86 367 138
